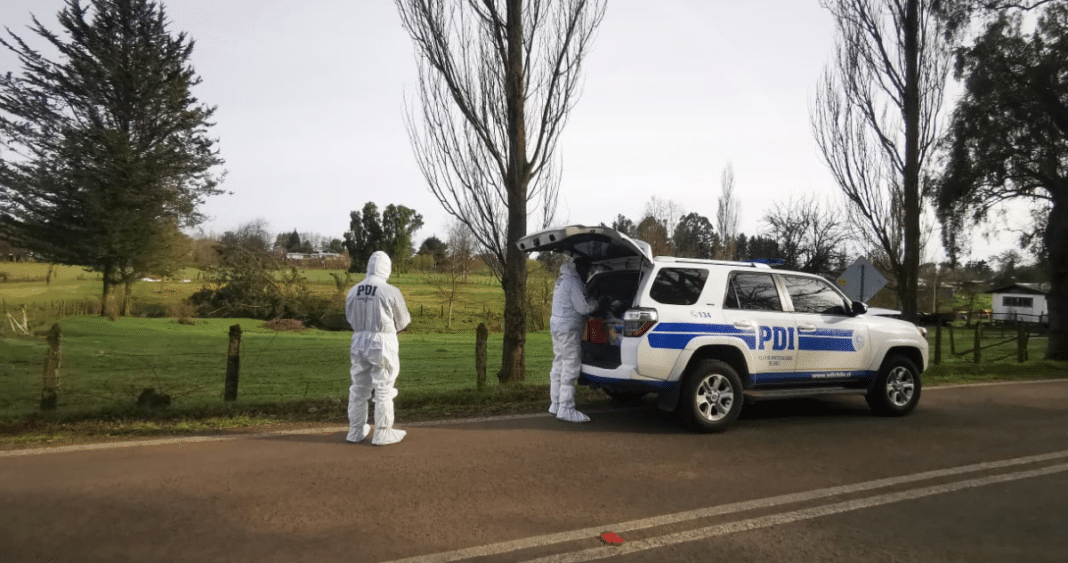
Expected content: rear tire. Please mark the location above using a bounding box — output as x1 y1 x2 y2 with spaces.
866 355 921 416
678 360 743 433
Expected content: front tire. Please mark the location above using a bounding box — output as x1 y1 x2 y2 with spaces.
866 355 922 416
678 360 744 433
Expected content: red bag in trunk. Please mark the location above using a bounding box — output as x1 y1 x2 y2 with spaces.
585 318 608 344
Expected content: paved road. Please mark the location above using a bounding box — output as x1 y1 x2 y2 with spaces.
2 379 1067 563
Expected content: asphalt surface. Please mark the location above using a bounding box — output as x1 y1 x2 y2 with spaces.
2 379 1067 563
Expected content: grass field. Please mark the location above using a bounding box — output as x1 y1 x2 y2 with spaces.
0 261 555 443
0 315 557 417
2 261 1065 446
923 322 1067 384
0 260 517 334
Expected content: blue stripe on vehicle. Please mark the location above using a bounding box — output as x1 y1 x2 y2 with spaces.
754 370 876 383
644 322 858 353
653 323 755 335
803 328 854 338
798 336 856 352
648 333 696 349
648 332 758 350
648 323 756 350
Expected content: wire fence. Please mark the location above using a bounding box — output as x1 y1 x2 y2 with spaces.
9 307 1050 418
1 321 558 418
931 320 1047 365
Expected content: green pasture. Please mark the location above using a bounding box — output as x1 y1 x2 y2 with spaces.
923 322 1067 384
0 315 556 420
0 261 513 334
2 312 1062 420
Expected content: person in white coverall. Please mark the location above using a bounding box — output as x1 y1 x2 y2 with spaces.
346 251 411 445
549 258 601 423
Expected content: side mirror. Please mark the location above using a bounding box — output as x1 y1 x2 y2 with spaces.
851 301 868 316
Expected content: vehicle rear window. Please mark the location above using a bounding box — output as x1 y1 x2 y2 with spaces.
588 271 641 304
724 273 783 311
782 275 849 315
649 268 709 306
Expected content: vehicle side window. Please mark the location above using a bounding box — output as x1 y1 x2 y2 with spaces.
649 268 709 306
783 275 849 315
724 273 783 311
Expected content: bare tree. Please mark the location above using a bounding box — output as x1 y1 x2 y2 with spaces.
446 219 478 283
715 163 741 260
396 0 606 383
643 196 685 237
761 195 850 277
811 0 951 321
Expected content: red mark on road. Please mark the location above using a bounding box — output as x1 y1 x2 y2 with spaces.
599 532 624 545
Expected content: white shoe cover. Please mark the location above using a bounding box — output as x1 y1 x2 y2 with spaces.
348 387 371 442
556 407 590 423
373 427 406 445
346 424 371 443
549 379 561 415
556 382 587 422
371 399 406 446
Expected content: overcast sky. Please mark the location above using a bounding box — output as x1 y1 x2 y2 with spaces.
0 0 1023 262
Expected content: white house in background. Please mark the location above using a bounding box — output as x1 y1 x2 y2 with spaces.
987 282 1050 325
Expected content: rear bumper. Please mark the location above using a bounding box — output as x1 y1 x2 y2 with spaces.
579 369 678 393
579 369 682 412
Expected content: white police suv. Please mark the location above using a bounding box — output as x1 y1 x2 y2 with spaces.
519 225 929 433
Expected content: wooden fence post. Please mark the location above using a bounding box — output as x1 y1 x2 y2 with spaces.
973 321 982 364
225 324 242 402
933 323 942 365
1017 324 1028 363
475 323 488 391
41 323 61 411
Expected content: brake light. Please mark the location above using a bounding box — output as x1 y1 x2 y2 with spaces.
623 308 658 337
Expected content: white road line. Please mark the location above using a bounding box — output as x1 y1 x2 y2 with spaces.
377 450 1068 563
0 412 600 458
520 462 1068 563
0 426 345 457
926 378 1068 390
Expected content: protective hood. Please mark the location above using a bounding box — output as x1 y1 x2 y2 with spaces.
366 251 392 280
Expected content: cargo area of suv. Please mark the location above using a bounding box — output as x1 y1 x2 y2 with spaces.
580 269 642 370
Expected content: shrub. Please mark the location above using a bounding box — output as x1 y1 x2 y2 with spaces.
262 318 307 332
167 299 199 325
189 243 333 322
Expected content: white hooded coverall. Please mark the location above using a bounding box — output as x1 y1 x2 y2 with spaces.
346 251 412 445
549 261 598 423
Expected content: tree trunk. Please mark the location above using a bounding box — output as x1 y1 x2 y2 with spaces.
99 264 113 317
1045 194 1068 360
121 279 133 317
498 0 528 384
901 0 921 324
